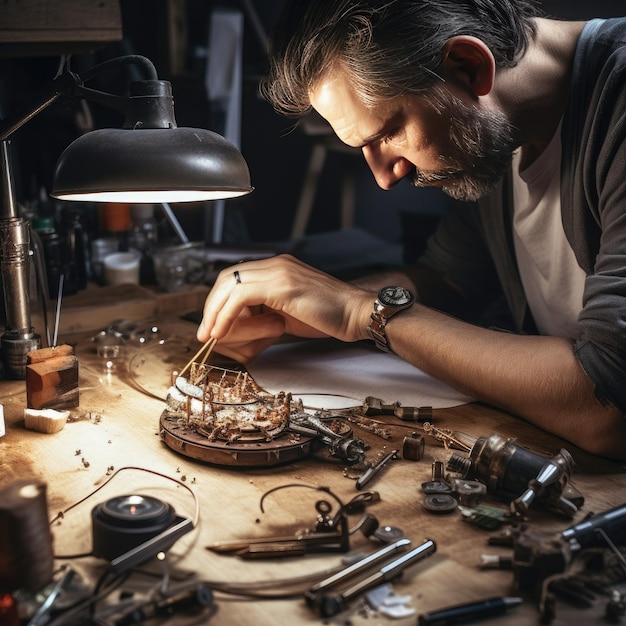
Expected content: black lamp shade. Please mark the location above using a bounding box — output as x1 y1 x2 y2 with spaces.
51 126 253 203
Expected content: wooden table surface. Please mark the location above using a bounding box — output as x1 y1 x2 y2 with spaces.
1 314 625 626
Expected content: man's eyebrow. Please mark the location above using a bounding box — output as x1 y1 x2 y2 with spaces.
354 110 404 148
355 129 387 148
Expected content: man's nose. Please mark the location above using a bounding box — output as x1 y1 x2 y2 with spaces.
362 146 413 190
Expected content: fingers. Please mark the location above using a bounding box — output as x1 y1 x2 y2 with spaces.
198 255 299 341
200 310 285 363
213 336 281 364
224 311 286 343
198 307 285 358
197 266 251 341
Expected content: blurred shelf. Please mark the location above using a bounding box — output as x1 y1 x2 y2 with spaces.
0 0 122 57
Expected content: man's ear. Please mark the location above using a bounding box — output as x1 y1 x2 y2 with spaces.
440 36 495 97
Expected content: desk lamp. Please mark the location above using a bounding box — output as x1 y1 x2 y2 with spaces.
0 55 253 378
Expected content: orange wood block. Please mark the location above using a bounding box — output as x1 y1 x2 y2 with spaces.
26 345 79 410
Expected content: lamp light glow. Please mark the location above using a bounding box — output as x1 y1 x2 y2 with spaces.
53 190 250 203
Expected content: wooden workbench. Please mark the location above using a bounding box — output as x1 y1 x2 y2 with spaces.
1 314 625 625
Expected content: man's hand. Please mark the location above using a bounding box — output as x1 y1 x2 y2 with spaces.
197 254 374 362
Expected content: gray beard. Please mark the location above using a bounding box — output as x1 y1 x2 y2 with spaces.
410 93 517 202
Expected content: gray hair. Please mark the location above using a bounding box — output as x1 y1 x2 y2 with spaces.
260 0 540 116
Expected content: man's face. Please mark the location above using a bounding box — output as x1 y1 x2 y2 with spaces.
309 68 517 201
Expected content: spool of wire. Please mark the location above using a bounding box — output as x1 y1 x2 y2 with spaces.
0 479 54 591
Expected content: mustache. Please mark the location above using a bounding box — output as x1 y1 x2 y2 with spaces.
410 165 461 187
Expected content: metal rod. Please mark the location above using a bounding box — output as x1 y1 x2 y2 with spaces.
0 139 41 377
52 274 64 348
160 202 189 244
307 538 411 597
0 91 63 142
1 141 19 219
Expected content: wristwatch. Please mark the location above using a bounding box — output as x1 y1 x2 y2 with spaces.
367 286 415 353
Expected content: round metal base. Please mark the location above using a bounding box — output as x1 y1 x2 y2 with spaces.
159 412 325 467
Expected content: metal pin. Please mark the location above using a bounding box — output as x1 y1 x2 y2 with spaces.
52 273 64 348
356 449 398 490
480 554 513 570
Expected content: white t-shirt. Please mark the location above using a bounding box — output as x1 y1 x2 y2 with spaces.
512 123 586 338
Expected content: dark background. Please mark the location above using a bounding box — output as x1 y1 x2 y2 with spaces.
0 0 622 266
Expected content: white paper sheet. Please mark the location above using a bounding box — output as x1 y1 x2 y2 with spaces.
247 339 475 410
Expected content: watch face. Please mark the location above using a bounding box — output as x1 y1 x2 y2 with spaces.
378 286 415 307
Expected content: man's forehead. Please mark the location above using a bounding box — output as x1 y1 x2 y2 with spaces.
310 71 400 147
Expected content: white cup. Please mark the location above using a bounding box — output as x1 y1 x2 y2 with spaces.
103 252 141 286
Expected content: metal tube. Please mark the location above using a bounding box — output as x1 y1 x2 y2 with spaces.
160 202 189 244
307 538 411 598
0 140 40 378
0 217 32 331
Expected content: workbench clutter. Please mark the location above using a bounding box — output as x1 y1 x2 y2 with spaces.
2 323 625 625
154 343 626 621
2 330 626 626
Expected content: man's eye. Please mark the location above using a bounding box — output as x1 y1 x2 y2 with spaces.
382 129 403 144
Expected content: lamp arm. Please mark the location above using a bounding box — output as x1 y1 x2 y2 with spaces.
71 84 128 117
0 55 163 141
0 71 80 141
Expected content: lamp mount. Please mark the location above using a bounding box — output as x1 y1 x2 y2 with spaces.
0 56 176 141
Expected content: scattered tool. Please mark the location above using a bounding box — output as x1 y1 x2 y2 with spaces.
445 433 583 517
52 273 64 349
356 449 398 490
289 413 365 465
418 595 523 626
306 538 411 600
308 538 437 618
361 396 433 422
207 484 354 558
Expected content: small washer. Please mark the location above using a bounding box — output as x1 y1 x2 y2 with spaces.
422 493 458 514
421 480 451 494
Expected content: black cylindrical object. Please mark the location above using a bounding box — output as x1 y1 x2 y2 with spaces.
561 503 626 549
0 480 54 592
92 495 176 561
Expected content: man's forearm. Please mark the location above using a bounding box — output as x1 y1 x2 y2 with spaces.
386 304 625 459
